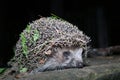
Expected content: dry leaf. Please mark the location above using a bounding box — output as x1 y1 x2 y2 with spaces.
39 59 46 64
45 50 52 55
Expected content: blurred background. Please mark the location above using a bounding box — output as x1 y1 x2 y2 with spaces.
0 0 120 66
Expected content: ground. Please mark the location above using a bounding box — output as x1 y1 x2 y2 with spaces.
1 55 120 80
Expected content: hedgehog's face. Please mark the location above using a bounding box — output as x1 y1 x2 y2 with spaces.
53 48 84 68
33 47 85 72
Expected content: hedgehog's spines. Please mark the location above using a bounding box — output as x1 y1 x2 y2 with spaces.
8 17 90 73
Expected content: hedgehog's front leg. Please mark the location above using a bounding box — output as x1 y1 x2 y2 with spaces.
30 58 59 74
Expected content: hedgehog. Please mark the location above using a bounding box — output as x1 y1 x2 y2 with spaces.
8 17 90 74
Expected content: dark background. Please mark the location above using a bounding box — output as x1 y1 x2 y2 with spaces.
0 0 120 67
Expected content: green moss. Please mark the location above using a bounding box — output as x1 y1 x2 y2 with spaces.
20 67 28 73
51 13 66 21
33 29 40 42
26 24 31 33
20 33 28 57
18 25 40 73
0 68 6 74
19 24 40 57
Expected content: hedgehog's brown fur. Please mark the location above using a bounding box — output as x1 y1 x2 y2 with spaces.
8 17 90 73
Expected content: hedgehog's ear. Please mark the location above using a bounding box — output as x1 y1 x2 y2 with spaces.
74 48 83 62
76 48 83 56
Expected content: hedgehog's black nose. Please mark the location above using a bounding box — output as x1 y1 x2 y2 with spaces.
76 61 84 68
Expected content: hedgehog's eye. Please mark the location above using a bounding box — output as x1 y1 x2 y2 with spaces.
63 51 71 57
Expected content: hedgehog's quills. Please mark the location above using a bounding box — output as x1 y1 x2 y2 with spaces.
8 17 90 74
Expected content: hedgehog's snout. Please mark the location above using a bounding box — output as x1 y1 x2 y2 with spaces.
69 59 84 68
59 48 84 68
76 61 84 68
